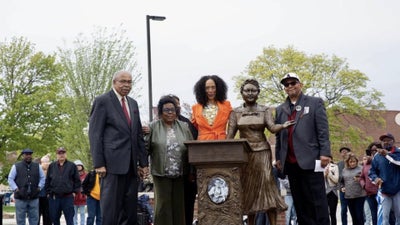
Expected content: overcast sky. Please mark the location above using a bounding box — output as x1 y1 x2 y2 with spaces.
2 0 399 121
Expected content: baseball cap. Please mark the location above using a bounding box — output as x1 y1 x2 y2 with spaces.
21 148 34 154
56 147 66 154
379 133 395 141
280 72 300 84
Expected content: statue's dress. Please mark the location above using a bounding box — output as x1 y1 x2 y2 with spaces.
227 104 287 214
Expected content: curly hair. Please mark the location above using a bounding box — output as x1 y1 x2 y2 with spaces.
240 79 260 93
157 95 178 117
193 75 228 106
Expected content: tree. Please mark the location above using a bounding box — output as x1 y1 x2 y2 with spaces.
57 26 142 167
0 37 65 181
234 46 385 157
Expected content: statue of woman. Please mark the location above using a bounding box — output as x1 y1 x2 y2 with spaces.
227 78 295 225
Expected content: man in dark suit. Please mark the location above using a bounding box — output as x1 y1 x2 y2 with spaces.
275 72 331 225
89 70 149 225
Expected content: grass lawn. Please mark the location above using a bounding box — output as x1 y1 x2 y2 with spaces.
2 205 15 213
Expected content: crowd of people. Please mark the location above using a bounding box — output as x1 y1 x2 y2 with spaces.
7 147 101 225
7 70 400 225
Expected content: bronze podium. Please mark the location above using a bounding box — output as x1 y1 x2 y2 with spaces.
185 139 251 225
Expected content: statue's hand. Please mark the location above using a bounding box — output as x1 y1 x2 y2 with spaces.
283 120 296 128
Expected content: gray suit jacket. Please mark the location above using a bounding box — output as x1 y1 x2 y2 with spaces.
89 90 148 175
275 93 331 172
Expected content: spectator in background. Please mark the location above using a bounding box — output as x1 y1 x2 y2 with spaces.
82 170 102 225
38 154 51 225
45 147 81 225
366 142 380 158
338 147 351 225
340 153 366 225
73 160 87 225
369 133 400 225
280 175 297 225
360 151 379 225
325 156 339 225
8 148 46 225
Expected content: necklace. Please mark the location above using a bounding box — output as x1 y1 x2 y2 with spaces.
203 103 218 126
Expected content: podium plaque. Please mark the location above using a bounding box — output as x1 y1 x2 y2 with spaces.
185 139 250 225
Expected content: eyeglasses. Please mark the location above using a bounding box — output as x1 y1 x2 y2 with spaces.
162 108 176 113
57 151 66 155
116 80 133 85
283 81 298 87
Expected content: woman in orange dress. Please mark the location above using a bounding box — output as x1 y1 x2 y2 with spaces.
192 75 232 140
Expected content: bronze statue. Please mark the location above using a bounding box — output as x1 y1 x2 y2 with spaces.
227 79 295 225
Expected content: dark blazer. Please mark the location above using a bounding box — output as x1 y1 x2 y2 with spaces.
275 92 331 172
89 90 148 175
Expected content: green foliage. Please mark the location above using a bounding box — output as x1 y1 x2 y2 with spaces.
234 46 385 157
0 37 65 180
57 26 142 168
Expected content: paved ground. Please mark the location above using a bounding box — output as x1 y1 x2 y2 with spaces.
3 213 75 225
2 205 355 225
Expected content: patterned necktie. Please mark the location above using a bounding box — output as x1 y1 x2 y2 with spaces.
121 97 131 126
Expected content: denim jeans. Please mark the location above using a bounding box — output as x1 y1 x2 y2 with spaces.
86 195 102 225
15 198 39 225
339 191 349 225
378 190 400 225
73 205 86 225
366 194 378 225
284 195 297 225
48 195 75 225
255 212 270 225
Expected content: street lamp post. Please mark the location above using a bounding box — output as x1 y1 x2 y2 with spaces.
146 15 166 121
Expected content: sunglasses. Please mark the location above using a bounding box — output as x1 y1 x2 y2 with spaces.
283 81 298 87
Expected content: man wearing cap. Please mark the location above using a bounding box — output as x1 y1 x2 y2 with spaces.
45 147 81 225
8 148 46 225
369 133 400 225
275 72 331 225
89 70 149 225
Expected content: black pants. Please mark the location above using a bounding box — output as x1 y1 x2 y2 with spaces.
38 196 51 225
327 191 338 225
184 175 197 225
286 162 330 225
100 168 138 225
